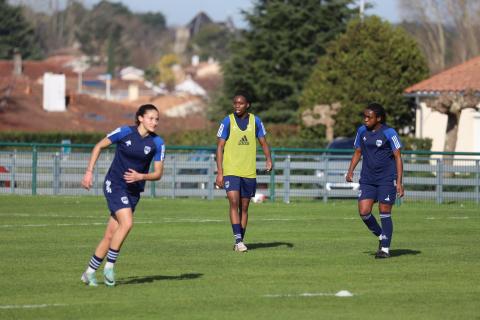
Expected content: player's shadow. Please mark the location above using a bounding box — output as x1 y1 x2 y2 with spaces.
117 273 203 285
366 249 421 257
247 242 294 250
390 249 421 257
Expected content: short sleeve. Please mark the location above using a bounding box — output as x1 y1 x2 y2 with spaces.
217 116 230 140
106 126 132 143
153 136 165 161
354 125 367 148
383 128 402 151
255 116 266 138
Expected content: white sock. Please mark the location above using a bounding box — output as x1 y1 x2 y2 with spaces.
86 267 96 274
381 247 389 254
105 262 115 269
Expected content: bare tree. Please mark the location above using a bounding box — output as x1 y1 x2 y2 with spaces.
425 89 479 153
301 103 341 142
399 0 480 73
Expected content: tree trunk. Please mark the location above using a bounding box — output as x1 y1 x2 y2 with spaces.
444 112 460 153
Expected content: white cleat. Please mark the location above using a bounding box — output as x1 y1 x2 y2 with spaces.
81 272 98 287
234 242 248 252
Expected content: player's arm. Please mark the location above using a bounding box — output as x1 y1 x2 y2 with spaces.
258 136 273 172
124 161 164 183
346 148 362 182
215 138 226 188
82 137 112 190
393 149 404 197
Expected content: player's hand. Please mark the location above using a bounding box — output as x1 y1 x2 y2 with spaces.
215 174 224 189
124 169 142 183
265 160 273 173
81 171 93 190
345 171 354 182
397 184 405 198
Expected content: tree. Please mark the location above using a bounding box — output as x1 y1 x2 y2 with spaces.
155 54 180 90
425 90 479 153
215 0 357 123
188 23 233 62
0 0 42 59
300 16 429 139
399 0 480 73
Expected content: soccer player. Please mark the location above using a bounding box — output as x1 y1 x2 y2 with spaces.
215 91 273 252
346 102 404 259
80 104 165 286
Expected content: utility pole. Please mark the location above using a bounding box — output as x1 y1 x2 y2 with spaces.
359 0 365 22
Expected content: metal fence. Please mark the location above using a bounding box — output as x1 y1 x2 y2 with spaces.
1 142 480 205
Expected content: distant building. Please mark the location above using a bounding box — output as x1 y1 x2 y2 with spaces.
405 56 480 153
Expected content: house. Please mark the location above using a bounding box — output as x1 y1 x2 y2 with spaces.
405 56 480 153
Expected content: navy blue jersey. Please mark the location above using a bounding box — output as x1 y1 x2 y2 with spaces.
105 126 165 193
216 113 266 140
354 124 402 185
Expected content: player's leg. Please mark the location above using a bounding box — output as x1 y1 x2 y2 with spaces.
358 184 383 239
81 217 118 286
103 208 134 286
225 176 245 251
376 185 397 258
239 177 256 241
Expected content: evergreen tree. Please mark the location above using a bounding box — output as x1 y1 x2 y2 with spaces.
0 0 42 59
216 0 357 123
300 16 429 137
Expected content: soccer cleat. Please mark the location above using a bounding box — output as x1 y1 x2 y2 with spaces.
103 267 116 287
234 242 248 252
375 250 391 259
81 272 98 287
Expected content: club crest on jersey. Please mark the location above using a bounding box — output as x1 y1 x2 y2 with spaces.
121 196 129 204
125 140 132 146
376 139 382 147
144 146 151 155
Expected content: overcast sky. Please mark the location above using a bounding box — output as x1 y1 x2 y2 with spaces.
79 0 401 28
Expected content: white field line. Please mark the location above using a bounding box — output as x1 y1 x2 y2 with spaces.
264 290 353 298
0 303 66 309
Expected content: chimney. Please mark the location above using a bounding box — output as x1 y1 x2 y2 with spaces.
13 50 22 76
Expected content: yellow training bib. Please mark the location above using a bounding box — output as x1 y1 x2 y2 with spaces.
223 113 257 178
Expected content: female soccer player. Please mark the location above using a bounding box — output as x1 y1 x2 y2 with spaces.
215 92 273 252
346 102 404 259
80 104 165 286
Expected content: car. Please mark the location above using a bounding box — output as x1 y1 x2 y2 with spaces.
0 166 13 188
316 137 360 191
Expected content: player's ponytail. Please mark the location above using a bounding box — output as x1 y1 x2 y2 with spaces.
367 102 386 124
135 104 158 125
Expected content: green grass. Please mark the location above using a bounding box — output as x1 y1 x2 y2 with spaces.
0 196 479 319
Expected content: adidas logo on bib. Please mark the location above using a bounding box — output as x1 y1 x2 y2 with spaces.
238 135 249 145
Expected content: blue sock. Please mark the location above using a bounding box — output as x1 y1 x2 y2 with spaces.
107 248 119 264
88 254 103 271
380 212 393 248
360 213 382 237
232 224 242 244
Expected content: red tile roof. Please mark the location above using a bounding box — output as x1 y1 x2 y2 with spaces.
405 55 480 93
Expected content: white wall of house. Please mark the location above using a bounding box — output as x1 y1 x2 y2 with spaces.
416 101 480 152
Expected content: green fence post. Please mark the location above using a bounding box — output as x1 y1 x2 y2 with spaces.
269 150 276 202
150 161 156 197
32 145 37 195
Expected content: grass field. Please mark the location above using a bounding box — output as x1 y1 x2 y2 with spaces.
0 196 479 319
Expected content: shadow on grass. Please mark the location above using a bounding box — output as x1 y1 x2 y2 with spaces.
390 249 421 257
365 249 421 258
117 273 203 285
247 242 294 250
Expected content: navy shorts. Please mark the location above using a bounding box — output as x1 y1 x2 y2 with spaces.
224 176 257 198
103 180 140 216
358 183 396 205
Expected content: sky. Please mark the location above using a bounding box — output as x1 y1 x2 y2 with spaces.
81 0 401 28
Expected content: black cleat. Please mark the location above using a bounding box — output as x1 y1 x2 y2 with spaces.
375 250 390 259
